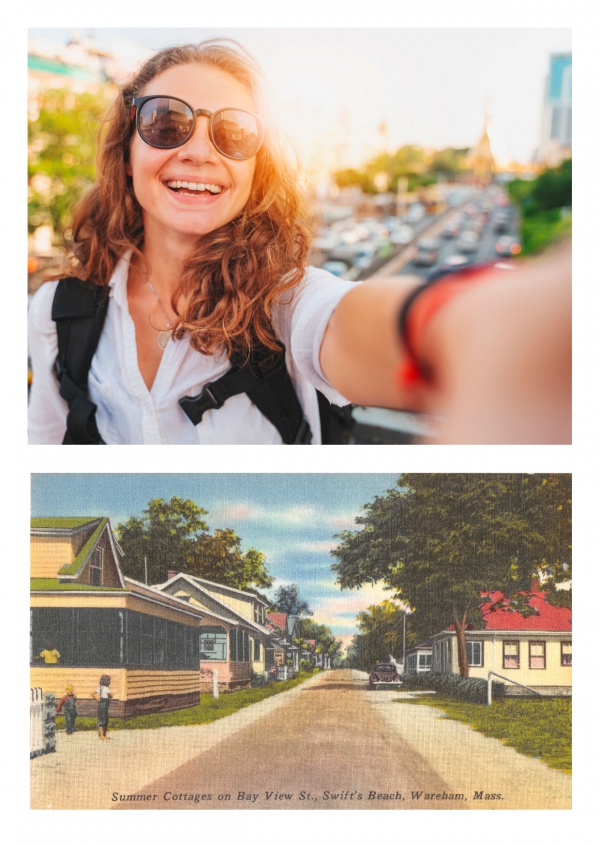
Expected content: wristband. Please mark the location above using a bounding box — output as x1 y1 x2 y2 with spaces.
397 262 503 390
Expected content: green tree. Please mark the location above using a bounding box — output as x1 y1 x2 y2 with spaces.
507 159 572 255
272 584 313 616
188 528 273 591
331 474 571 677
116 497 273 591
28 86 113 240
296 618 343 666
351 600 406 669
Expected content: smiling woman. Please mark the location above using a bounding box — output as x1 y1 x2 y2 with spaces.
27 38 370 445
27 38 571 445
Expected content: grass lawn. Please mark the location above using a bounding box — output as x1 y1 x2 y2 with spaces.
403 694 571 774
56 671 315 733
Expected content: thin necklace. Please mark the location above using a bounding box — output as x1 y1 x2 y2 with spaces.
146 279 173 350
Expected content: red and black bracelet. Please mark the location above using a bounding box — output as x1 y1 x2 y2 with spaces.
397 262 511 390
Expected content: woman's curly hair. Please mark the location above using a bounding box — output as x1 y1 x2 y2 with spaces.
62 39 315 359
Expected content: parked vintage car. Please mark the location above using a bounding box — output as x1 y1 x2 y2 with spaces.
368 663 403 689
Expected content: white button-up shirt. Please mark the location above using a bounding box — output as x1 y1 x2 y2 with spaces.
28 255 359 444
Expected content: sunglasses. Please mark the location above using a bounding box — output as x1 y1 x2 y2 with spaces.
130 95 264 160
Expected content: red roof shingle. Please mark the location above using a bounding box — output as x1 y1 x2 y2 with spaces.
480 590 571 632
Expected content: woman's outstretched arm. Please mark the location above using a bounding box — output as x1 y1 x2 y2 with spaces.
320 239 571 444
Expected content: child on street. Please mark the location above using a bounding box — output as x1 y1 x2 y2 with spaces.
56 685 78 734
91 675 112 740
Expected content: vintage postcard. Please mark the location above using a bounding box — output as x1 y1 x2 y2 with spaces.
30 472 572 811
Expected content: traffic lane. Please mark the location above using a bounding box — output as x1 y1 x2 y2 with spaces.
114 670 458 810
396 205 520 278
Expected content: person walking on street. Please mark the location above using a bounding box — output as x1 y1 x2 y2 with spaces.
91 675 112 740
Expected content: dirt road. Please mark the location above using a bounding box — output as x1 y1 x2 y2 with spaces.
31 670 571 810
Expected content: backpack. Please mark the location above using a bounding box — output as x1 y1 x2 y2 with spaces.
51 277 354 445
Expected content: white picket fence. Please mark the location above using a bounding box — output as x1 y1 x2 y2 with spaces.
30 688 55 758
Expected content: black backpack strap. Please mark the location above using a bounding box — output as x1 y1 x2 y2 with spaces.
179 348 312 444
316 392 354 445
52 278 109 445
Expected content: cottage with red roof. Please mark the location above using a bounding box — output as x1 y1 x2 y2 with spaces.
265 612 301 676
429 585 572 695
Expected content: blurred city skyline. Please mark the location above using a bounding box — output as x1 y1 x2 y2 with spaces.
29 27 571 172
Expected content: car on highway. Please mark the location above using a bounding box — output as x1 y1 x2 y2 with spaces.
406 203 425 223
493 211 512 233
456 230 480 253
439 253 472 272
368 663 403 690
352 244 378 270
495 235 522 257
385 219 414 245
413 237 440 267
440 216 461 238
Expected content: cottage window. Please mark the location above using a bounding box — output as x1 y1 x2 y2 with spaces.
418 653 431 671
229 629 249 663
561 641 572 666
200 627 227 661
503 641 519 669
466 641 483 667
254 638 261 661
529 641 546 669
89 547 103 586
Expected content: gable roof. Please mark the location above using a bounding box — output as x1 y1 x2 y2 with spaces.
30 516 125 586
177 574 269 606
156 573 270 633
266 612 288 632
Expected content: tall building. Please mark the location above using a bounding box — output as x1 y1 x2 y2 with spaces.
538 52 572 166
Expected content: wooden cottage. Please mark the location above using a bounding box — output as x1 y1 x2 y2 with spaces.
156 573 273 691
30 517 210 716
430 587 572 695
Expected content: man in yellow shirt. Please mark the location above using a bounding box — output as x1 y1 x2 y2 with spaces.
38 642 60 664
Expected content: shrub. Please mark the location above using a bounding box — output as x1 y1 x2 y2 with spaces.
405 672 505 704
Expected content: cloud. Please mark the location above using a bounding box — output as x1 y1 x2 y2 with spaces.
209 500 361 534
294 540 339 553
311 582 398 633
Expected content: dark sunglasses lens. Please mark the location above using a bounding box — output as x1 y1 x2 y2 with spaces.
212 110 262 158
138 98 194 148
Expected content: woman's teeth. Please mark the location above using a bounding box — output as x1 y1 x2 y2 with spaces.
166 180 223 194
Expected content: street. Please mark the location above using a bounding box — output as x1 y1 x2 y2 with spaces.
30 670 571 810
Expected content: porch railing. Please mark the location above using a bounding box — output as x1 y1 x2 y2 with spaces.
487 672 544 705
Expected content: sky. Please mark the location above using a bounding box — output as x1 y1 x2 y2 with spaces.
31 473 402 642
27 26 571 169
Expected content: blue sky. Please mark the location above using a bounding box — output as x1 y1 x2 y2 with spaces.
31 473 400 639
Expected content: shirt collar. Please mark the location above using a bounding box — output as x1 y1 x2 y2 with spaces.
108 251 133 308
